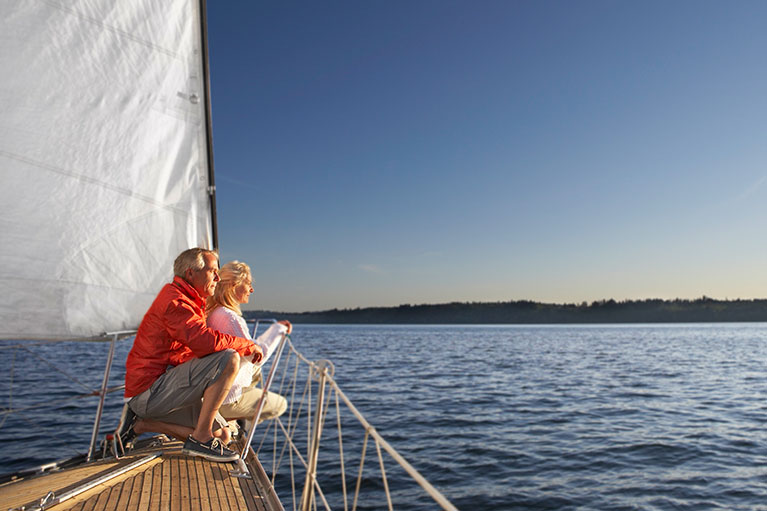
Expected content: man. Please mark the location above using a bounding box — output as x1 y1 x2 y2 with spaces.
122 248 262 462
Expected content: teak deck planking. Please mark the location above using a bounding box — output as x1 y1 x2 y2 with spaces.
0 437 282 511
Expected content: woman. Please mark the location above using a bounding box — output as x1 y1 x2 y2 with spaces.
206 260 290 431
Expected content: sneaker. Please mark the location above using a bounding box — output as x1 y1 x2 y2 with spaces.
114 405 138 454
182 435 239 462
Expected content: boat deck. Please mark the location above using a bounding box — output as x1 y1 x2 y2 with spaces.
0 436 282 511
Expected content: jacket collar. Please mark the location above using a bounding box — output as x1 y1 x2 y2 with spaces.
172 276 206 309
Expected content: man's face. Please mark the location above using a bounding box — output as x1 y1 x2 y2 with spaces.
186 253 220 297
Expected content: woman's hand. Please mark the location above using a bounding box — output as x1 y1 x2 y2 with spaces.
278 320 292 334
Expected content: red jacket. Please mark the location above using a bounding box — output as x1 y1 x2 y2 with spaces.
125 276 259 397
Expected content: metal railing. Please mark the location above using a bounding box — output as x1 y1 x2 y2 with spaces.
242 335 458 511
0 332 136 475
86 330 137 461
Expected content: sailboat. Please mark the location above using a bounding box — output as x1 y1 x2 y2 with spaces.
0 1 457 510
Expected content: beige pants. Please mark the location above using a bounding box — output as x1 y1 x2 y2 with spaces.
218 385 288 423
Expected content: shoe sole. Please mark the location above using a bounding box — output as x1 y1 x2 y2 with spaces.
181 447 239 463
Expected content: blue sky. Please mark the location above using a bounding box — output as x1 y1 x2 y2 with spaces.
207 1 767 312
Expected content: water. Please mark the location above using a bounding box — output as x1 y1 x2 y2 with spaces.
3 323 767 510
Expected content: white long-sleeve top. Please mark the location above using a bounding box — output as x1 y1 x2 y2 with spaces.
207 306 286 404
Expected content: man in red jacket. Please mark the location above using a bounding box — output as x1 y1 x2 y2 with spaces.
122 248 262 462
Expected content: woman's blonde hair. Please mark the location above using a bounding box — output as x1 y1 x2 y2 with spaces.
206 260 251 316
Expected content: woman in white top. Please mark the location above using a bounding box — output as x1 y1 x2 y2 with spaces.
206 261 290 427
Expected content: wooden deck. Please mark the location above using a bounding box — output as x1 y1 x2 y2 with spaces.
0 436 283 511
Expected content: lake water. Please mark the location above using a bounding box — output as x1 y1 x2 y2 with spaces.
2 323 767 510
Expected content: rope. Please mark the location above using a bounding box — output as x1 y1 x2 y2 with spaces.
335 390 348 511
352 429 369 511
248 339 459 511
375 438 393 511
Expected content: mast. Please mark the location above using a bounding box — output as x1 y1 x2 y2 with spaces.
198 0 219 250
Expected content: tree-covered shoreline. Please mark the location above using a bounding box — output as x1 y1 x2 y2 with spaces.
244 297 767 324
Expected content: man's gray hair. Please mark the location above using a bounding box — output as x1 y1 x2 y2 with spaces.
173 248 218 278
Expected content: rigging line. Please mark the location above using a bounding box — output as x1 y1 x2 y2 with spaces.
269 349 296 471
272 374 311 475
277 348 293 396
375 438 394 511
274 417 310 470
352 430 370 511
321 385 334 433
313 473 332 511
290 339 318 366
336 390 349 511
284 344 301 421
287 365 311 449
330 380 460 511
271 360 305 476
289 424 298 511
274 355 331 481
270 417 309 511
264 364 340 511
264 351 300 455
272 409 281 483
255 416 274 454
306 367 313 458
18 345 93 392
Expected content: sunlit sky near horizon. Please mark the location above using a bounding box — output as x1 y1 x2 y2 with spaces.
207 1 767 313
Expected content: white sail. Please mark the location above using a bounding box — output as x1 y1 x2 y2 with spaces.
0 0 215 340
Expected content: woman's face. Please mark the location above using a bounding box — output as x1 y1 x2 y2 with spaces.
234 273 254 305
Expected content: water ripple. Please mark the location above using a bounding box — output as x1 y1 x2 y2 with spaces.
5 324 767 510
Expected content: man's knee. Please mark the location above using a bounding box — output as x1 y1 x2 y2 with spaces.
218 349 239 377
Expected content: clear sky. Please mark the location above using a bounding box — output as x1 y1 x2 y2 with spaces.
206 1 767 313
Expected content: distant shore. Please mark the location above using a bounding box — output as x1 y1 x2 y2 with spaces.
244 297 767 324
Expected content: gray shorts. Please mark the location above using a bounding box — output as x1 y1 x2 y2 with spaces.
128 349 236 432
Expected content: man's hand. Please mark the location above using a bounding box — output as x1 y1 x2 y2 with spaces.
250 344 263 364
278 320 293 334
